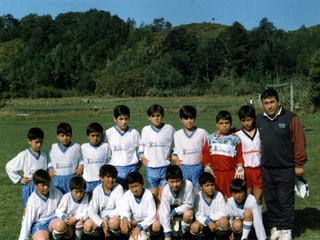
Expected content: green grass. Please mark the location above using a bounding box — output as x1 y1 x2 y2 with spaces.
0 96 319 239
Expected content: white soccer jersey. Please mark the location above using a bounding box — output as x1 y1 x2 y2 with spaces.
19 187 63 240
159 180 194 234
236 129 261 168
103 126 140 166
88 183 124 227
6 149 48 183
47 142 83 176
81 142 111 182
121 188 156 230
227 194 266 240
194 190 228 226
55 192 89 221
173 128 208 165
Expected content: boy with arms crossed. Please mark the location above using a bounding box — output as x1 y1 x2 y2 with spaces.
19 169 67 240
159 165 194 240
138 104 175 202
203 110 245 198
103 105 141 189
6 127 47 218
172 105 209 194
56 176 89 240
84 164 123 238
48 123 83 194
121 171 161 239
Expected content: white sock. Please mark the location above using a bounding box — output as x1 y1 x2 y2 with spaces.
52 229 67 240
75 225 84 240
241 221 252 239
181 221 191 234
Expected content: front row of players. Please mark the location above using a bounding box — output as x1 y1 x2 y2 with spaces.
20 165 266 240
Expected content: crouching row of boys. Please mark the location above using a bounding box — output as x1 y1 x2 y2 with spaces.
19 164 266 240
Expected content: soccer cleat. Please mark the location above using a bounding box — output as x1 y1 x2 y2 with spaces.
279 230 292 240
270 227 281 240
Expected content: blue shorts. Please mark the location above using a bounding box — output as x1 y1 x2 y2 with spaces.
146 166 167 189
180 164 203 190
85 180 101 198
115 165 138 190
31 217 57 235
52 174 75 194
22 180 36 207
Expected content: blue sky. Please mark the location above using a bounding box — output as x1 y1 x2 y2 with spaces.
0 0 319 31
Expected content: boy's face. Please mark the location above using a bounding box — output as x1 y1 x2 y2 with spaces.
240 116 255 132
200 182 215 197
148 111 163 129
166 178 183 193
71 188 85 202
28 138 43 153
216 119 231 134
35 181 50 198
232 191 246 204
57 132 72 146
100 175 116 191
114 114 129 131
87 132 102 146
180 117 195 131
128 182 144 198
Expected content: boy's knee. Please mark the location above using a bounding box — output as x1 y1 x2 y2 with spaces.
151 219 161 233
75 220 84 227
217 218 229 229
243 209 253 221
52 218 67 232
182 209 193 223
108 216 121 230
190 221 201 234
232 219 243 232
83 219 94 232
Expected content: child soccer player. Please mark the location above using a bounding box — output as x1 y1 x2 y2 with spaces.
227 179 266 240
6 127 47 218
236 105 263 211
138 104 175 202
81 122 111 196
19 169 67 240
56 176 89 240
48 123 83 194
203 110 245 198
172 105 209 194
159 165 194 240
190 172 229 237
121 171 161 239
84 164 123 238
103 105 141 189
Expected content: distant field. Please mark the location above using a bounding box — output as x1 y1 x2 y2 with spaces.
0 96 319 239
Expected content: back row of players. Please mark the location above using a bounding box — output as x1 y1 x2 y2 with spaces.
7 104 264 240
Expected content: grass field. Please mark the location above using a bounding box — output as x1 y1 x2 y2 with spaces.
0 96 319 239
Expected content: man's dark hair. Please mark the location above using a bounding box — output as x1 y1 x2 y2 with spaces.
238 105 256 120
180 106 196 120
261 89 279 101
28 128 44 140
69 176 87 191
33 169 51 184
199 172 215 186
216 110 232 123
229 178 247 194
147 104 164 117
99 164 118 178
114 105 130 119
86 122 103 135
126 171 144 185
57 123 72 135
165 165 183 180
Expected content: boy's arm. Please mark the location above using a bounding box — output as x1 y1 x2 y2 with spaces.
74 144 83 176
19 201 37 240
251 200 267 240
74 194 90 221
55 195 69 220
209 192 229 222
172 133 183 166
137 128 149 166
136 193 157 231
120 193 132 223
194 194 209 226
47 146 57 177
171 182 194 216
6 152 26 184
107 186 124 219
87 192 104 227
235 141 245 179
159 195 173 237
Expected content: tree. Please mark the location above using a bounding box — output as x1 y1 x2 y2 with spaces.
308 48 320 108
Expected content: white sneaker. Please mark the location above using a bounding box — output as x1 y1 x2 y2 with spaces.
270 227 281 240
279 230 292 240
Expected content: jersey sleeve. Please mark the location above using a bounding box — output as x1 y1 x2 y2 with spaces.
76 143 84 166
137 193 157 230
75 194 89 221
236 140 244 166
250 199 267 240
159 192 173 236
6 151 25 183
137 128 146 157
194 194 208 226
120 192 132 222
202 141 212 167
47 145 53 170
172 182 194 216
55 194 69 220
290 116 308 167
107 185 123 219
209 192 229 222
19 200 37 240
87 190 103 227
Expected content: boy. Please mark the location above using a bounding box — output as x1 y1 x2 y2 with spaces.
6 127 47 217
81 122 111 196
56 176 89 240
19 169 67 240
48 123 83 194
172 105 209 193
227 179 266 240
236 105 263 211
103 105 141 189
138 104 175 202
159 165 194 240
121 171 161 239
203 110 244 198
190 172 229 237
84 164 123 238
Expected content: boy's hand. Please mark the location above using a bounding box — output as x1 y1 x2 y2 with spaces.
172 155 183 166
121 218 131 234
204 164 215 177
229 232 235 240
235 164 244 179
65 217 77 226
208 221 218 232
167 153 172 161
199 153 203 164
102 217 111 238
140 154 150 166
49 168 56 178
164 237 172 240
74 165 83 176
135 162 142 171
21 177 31 185
130 227 141 239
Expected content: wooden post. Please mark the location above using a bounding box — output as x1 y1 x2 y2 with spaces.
290 82 293 112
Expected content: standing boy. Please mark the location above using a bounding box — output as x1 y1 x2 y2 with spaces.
103 105 141 189
48 123 83 194
6 127 47 218
19 169 67 240
138 104 175 202
81 122 111 196
56 176 89 240
203 110 244 198
172 105 209 193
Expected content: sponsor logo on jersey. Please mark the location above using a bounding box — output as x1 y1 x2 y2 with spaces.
27 169 36 176
55 163 73 169
243 149 261 155
112 146 129 151
210 143 236 157
147 142 166 148
101 206 115 212
86 158 106 164
183 149 200 155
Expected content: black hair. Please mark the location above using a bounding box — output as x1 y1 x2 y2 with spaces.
28 127 44 140
261 89 279 101
114 105 130 119
229 179 247 194
238 105 256 120
199 172 215 186
216 110 232 123
33 169 51 184
180 105 196 119
165 165 183 180
86 122 103 135
99 164 118 178
69 176 87 191
126 171 144 185
147 104 164 117
57 123 72 135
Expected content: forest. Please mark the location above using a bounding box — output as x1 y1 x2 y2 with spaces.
1 9 320 106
